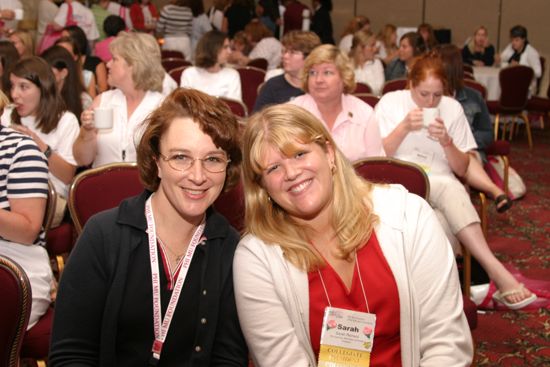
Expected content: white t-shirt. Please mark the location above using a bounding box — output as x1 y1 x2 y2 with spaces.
338 34 353 55
180 66 242 101
162 72 178 96
105 1 133 30
375 90 477 177
1 109 79 198
354 58 385 96
54 2 99 41
249 37 282 70
93 89 165 168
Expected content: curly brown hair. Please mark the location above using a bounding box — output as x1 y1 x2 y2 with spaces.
137 88 242 192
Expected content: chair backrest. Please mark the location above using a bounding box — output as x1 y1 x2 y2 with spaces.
161 49 184 59
161 58 191 73
382 78 408 94
498 65 534 111
353 82 372 94
68 163 144 234
168 65 190 84
463 71 475 81
218 97 248 118
352 93 379 108
236 66 266 113
464 79 487 100
213 180 245 232
0 255 31 367
353 157 430 199
246 57 268 71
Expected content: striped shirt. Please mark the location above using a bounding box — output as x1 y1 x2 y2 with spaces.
156 4 192 37
0 126 49 246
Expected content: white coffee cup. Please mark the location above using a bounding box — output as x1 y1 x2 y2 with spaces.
422 107 439 128
94 107 113 129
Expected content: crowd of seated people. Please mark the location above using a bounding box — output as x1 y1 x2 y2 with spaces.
1 3 548 365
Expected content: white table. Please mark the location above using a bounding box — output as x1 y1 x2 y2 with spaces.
473 66 500 101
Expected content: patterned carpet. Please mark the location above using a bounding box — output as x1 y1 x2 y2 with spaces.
472 124 550 366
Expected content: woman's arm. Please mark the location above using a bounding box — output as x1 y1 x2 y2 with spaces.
381 108 423 157
73 95 101 166
0 197 46 244
233 239 312 367
87 72 97 99
428 117 470 177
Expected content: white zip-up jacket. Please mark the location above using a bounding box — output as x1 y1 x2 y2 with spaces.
234 184 473 366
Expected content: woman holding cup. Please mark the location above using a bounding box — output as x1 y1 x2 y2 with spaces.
1 57 79 226
374 52 536 310
74 32 165 168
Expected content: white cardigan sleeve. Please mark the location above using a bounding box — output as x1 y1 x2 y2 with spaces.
233 236 314 367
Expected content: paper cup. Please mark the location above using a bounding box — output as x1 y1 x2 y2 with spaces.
422 107 439 128
94 107 113 129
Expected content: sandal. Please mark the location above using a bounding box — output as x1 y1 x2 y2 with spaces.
495 194 512 213
492 283 537 310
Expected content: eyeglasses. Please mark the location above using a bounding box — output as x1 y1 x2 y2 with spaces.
159 153 231 173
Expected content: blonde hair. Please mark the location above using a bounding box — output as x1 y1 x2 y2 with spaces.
0 89 8 110
242 104 377 271
301 44 356 94
349 30 375 67
110 32 164 92
377 24 397 50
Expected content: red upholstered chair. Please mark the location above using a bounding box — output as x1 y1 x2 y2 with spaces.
213 180 245 233
352 157 477 329
218 97 248 118
168 65 190 84
527 79 550 130
353 82 372 94
464 79 487 100
161 49 184 59
463 64 474 74
246 57 268 71
236 66 266 113
161 58 191 73
0 255 31 367
486 65 534 149
68 163 144 235
382 78 407 94
463 71 475 81
352 93 379 108
20 307 54 367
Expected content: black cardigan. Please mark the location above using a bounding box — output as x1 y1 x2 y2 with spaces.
49 191 248 366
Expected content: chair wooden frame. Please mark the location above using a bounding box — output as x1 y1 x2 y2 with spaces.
0 255 31 367
43 181 57 236
68 162 140 235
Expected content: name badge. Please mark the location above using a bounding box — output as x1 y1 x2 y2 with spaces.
318 307 376 367
413 148 434 174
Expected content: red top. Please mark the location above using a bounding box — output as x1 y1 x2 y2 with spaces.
308 232 402 366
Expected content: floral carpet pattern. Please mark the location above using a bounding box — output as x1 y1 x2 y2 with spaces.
472 126 550 366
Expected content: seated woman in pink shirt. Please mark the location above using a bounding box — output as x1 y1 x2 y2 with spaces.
94 15 126 63
289 44 385 162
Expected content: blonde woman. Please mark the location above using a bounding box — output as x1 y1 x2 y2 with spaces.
234 103 473 366
349 30 385 95
462 26 495 66
376 23 398 65
75 32 165 168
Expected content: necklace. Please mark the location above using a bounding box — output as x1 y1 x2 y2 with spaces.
158 237 185 263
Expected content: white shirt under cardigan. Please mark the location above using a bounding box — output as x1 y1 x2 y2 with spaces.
1 109 79 198
180 66 242 101
375 90 477 178
233 184 473 367
92 89 164 168
354 58 385 96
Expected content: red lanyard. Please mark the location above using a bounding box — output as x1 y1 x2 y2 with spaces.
145 195 205 364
